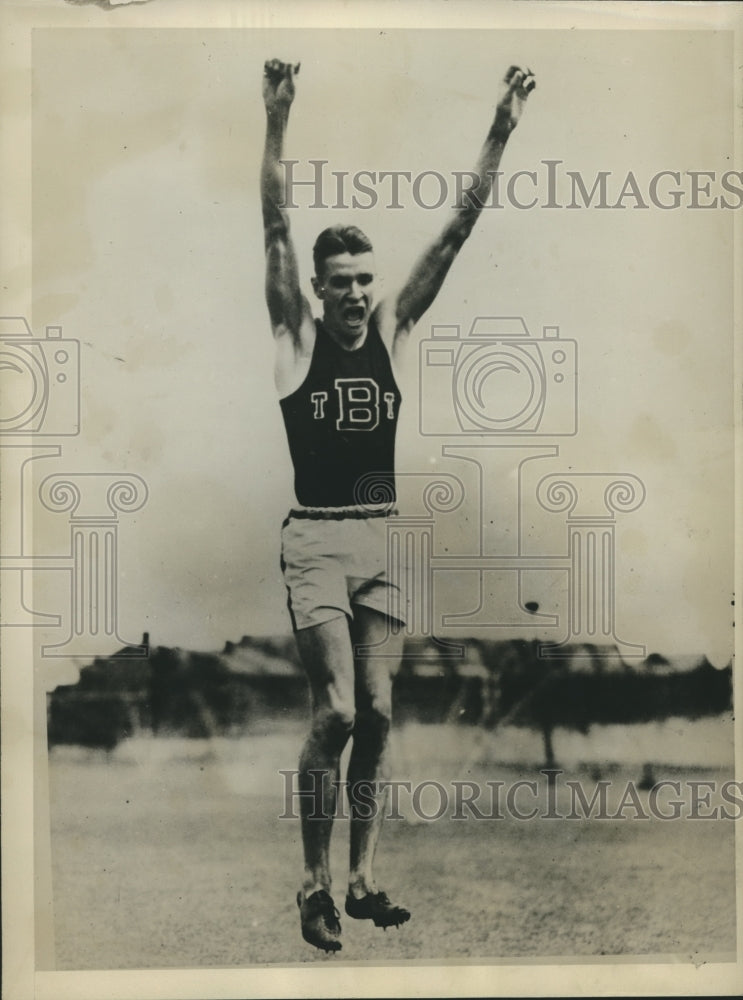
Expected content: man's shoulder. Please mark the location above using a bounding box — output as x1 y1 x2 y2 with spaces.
371 298 398 349
372 295 415 366
274 313 318 398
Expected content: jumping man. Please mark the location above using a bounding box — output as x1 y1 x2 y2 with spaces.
261 58 536 953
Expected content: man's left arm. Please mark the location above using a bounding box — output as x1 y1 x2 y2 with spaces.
381 65 536 360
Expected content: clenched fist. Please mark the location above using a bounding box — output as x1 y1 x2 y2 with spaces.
263 59 301 115
492 65 536 138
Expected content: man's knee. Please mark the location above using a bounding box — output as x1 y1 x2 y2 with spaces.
308 704 355 750
353 702 391 742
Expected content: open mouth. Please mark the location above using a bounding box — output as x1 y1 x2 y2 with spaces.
343 305 366 326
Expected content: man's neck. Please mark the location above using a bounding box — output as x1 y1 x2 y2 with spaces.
322 317 369 352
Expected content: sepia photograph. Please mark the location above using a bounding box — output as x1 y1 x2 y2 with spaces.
1 2 741 998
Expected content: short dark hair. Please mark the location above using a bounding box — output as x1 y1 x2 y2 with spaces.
312 225 373 278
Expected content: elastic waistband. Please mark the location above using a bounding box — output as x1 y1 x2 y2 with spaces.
284 503 398 522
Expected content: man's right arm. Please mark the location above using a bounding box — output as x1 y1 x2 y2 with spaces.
261 59 314 358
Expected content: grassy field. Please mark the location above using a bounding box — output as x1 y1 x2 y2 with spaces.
47 721 737 969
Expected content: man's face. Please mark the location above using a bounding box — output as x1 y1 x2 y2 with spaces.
313 252 376 344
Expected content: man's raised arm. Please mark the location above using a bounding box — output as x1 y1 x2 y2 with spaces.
261 59 312 345
388 66 536 353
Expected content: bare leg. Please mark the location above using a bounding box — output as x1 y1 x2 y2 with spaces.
295 616 355 898
346 605 403 898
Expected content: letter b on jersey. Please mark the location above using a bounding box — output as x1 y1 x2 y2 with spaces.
335 378 379 431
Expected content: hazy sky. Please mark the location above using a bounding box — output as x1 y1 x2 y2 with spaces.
28 27 735 676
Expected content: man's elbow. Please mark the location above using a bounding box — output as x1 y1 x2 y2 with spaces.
444 213 475 253
263 208 290 246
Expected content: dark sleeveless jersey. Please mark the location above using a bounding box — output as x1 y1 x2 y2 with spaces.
279 317 402 507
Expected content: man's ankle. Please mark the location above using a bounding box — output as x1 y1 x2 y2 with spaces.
301 879 331 900
347 877 375 899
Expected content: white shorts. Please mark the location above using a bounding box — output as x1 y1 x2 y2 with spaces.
280 506 406 631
